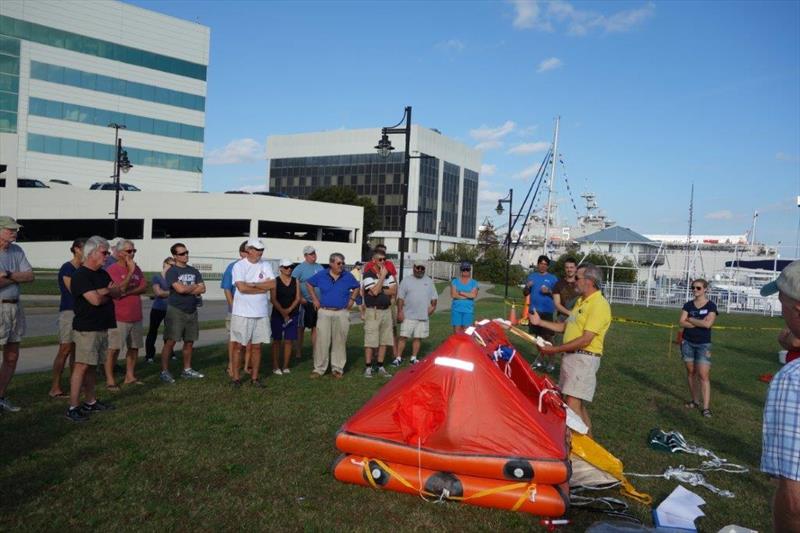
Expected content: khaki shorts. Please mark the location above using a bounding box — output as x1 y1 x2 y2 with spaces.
559 352 602 402
58 310 74 344
108 321 144 350
74 330 108 366
164 306 199 342
230 314 270 345
399 318 429 339
364 308 394 348
0 302 25 345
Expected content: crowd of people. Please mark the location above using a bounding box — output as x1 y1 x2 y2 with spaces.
0 213 797 529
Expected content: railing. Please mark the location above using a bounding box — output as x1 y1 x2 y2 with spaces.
603 281 780 316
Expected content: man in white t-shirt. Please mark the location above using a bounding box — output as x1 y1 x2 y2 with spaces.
231 238 275 387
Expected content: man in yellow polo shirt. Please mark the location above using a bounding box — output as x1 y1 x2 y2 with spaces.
530 263 611 435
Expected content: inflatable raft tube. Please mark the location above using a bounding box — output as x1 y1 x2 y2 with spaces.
332 454 569 517
336 432 570 485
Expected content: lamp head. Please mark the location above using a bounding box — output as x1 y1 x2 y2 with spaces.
375 133 394 158
495 201 504 216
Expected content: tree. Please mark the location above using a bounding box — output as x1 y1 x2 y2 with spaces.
434 243 480 264
477 219 500 254
308 186 379 257
552 251 637 283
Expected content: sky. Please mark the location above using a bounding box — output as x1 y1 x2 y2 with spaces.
131 0 800 255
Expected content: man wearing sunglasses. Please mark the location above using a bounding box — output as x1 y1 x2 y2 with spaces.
160 243 206 384
105 239 147 389
0 216 34 414
360 251 396 378
306 253 360 379
394 260 438 366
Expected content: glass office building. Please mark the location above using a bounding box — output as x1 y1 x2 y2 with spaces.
268 126 481 259
0 1 209 191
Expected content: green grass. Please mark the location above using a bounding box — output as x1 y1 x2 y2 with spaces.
0 295 782 531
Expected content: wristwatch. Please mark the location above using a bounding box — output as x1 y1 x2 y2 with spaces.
4 270 12 280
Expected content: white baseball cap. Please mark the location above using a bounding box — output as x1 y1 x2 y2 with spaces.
279 258 293 267
246 238 265 250
303 245 316 255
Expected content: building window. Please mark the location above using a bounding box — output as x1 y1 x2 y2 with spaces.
153 219 249 239
441 162 460 237
16 219 144 241
29 97 204 142
269 152 405 232
29 61 205 112
416 154 439 234
259 221 354 243
27 134 203 173
0 15 207 81
0 35 19 133
461 168 478 239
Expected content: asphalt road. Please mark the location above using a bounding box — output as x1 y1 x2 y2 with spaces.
21 298 230 337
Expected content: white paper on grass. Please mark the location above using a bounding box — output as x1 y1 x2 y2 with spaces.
565 406 589 434
655 485 706 531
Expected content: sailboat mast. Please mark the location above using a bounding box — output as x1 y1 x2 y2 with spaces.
543 116 559 256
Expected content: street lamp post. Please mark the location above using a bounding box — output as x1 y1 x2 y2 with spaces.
108 123 132 237
496 188 514 298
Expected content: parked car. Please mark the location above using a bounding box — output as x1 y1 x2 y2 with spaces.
0 178 50 188
90 182 141 191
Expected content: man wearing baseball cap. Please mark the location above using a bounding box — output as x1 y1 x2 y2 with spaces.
230 238 275 387
292 245 323 359
0 216 34 413
760 259 800 531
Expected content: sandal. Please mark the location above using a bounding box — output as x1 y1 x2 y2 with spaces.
701 409 712 418
684 400 700 409
49 392 69 399
124 380 145 386
106 384 121 392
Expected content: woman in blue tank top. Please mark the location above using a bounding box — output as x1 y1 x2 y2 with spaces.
450 261 479 333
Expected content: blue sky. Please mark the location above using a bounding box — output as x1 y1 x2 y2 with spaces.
131 0 799 254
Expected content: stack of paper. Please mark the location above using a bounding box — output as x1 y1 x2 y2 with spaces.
653 485 706 531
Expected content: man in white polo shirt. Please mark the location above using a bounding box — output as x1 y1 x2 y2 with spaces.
230 238 275 388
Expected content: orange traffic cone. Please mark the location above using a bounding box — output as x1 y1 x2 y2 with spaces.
508 304 519 325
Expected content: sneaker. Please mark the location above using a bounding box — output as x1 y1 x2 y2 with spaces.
281 368 291 374
273 368 283 376
332 370 344 379
81 400 116 413
144 356 154 364
310 372 322 379
65 407 89 422
0 397 21 412
390 357 402 367
701 409 713 418
377 367 392 378
250 379 265 388
363 367 374 378
181 368 205 379
531 356 545 370
231 379 242 388
170 353 178 361
160 371 176 384
410 357 419 365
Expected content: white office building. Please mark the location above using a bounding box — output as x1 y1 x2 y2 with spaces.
267 126 482 259
0 0 208 191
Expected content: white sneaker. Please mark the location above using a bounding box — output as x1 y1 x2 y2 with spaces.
377 367 392 378
410 357 419 365
181 368 205 379
363 367 373 378
0 397 21 412
390 357 402 367
281 368 291 374
273 368 283 376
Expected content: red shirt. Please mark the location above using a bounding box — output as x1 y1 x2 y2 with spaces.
364 259 397 277
107 262 146 322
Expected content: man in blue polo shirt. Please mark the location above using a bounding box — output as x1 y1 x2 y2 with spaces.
306 253 360 379
524 255 558 344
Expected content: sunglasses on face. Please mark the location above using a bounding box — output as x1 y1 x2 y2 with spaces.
99 250 111 256
376 258 385 262
461 268 470 272
123 248 137 254
331 261 343 266
175 251 189 256
692 286 704 291
414 266 425 271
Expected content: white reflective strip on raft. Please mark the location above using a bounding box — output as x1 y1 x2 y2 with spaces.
464 326 476 335
434 357 475 372
476 319 491 325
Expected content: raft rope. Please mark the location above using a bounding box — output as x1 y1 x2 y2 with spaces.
620 429 748 498
357 455 539 511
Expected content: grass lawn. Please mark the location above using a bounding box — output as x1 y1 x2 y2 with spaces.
0 292 782 531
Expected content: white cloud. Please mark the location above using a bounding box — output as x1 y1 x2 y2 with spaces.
512 163 543 180
205 138 266 165
480 164 497 176
776 151 799 162
537 57 563 73
705 210 734 220
470 120 516 141
507 141 550 155
435 39 465 53
516 125 538 137
513 0 654 35
478 180 506 204
475 140 503 151
510 0 552 31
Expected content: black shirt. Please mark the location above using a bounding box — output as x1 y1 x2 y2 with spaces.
274 276 298 311
71 266 117 331
362 268 395 309
682 300 717 344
